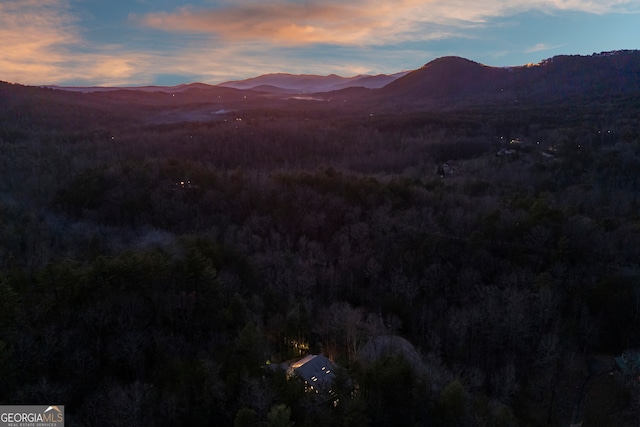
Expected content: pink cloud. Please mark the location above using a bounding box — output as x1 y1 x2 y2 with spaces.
525 43 564 53
135 0 639 47
136 3 381 45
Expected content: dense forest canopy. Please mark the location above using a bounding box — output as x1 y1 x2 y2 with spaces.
1 51 640 426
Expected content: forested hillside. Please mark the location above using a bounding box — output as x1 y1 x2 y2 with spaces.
1 75 640 426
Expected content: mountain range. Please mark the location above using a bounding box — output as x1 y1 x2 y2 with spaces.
7 50 640 125
218 71 409 93
45 71 409 95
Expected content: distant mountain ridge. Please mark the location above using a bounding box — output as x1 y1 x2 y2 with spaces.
44 82 216 94
380 50 640 107
44 72 409 95
218 71 409 93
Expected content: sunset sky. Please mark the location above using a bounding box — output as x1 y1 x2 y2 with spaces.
2 0 639 86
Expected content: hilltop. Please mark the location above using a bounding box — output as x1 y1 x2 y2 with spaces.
379 50 640 108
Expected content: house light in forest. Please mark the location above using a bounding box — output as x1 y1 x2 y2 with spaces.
286 354 336 393
289 339 309 356
175 180 199 189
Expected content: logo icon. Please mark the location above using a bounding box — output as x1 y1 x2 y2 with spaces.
1 405 64 426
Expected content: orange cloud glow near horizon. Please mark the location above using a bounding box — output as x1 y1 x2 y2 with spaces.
0 1 153 86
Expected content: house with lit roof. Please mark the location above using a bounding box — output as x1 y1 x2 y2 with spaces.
287 354 336 393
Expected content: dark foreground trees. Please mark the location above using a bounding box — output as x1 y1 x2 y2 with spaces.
1 87 640 425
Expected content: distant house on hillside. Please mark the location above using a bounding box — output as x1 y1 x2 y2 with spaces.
437 162 457 177
287 354 336 393
174 179 199 189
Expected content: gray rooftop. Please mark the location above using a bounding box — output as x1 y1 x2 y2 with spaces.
289 354 335 390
